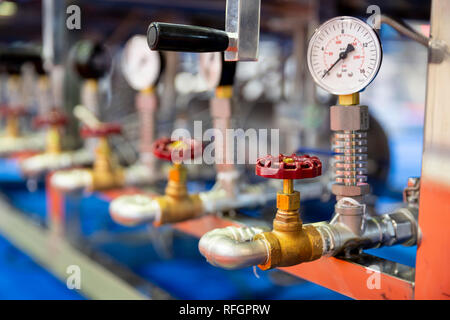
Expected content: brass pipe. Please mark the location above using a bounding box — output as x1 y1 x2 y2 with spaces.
46 125 62 154
5 115 19 138
283 179 293 194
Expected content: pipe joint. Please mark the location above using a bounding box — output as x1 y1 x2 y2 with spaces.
254 224 323 270
199 226 269 270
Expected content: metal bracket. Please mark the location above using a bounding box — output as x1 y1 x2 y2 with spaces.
225 0 260 61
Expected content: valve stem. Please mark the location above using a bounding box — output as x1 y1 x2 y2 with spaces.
283 179 293 194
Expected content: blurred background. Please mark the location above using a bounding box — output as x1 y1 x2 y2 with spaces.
0 0 430 299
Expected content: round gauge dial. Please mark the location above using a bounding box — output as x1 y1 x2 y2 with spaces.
122 35 161 91
199 52 223 90
307 16 382 95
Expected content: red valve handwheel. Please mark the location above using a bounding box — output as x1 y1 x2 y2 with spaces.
255 154 322 180
80 122 122 138
33 109 68 128
0 106 27 117
153 137 203 163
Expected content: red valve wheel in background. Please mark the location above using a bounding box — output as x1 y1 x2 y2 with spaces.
33 108 68 128
0 106 27 117
256 154 322 180
153 137 203 163
80 122 122 138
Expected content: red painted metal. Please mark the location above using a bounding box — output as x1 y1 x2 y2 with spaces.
255 154 322 180
415 179 450 299
0 105 27 117
281 257 414 300
46 172 64 226
152 137 203 162
80 122 122 138
33 109 68 128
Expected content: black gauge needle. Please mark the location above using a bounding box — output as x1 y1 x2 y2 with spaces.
322 43 355 78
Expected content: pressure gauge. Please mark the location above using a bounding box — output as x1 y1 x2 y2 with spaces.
307 16 382 95
199 52 236 90
122 35 162 91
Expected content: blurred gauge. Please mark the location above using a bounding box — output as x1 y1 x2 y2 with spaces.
72 40 111 79
121 35 162 91
175 72 199 95
242 79 264 101
198 52 222 90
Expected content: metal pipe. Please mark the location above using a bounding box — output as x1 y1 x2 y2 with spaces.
109 181 277 226
0 133 46 156
314 206 419 257
379 14 447 64
21 148 93 177
199 205 419 270
50 168 93 191
198 226 269 269
379 15 429 47
109 194 162 226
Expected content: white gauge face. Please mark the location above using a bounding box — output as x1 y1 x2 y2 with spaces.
122 35 161 91
307 16 382 95
198 52 222 90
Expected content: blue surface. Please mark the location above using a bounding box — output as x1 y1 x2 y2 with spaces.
365 245 417 268
0 233 84 300
0 158 24 183
0 157 48 223
0 186 47 222
388 128 423 192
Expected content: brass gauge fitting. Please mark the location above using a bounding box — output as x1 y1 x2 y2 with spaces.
253 154 324 270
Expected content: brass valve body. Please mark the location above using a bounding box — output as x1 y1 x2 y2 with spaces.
91 136 124 190
154 164 203 226
254 180 323 270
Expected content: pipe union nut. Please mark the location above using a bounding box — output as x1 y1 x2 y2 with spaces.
389 209 418 246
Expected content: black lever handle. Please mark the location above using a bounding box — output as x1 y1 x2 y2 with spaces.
147 22 229 52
